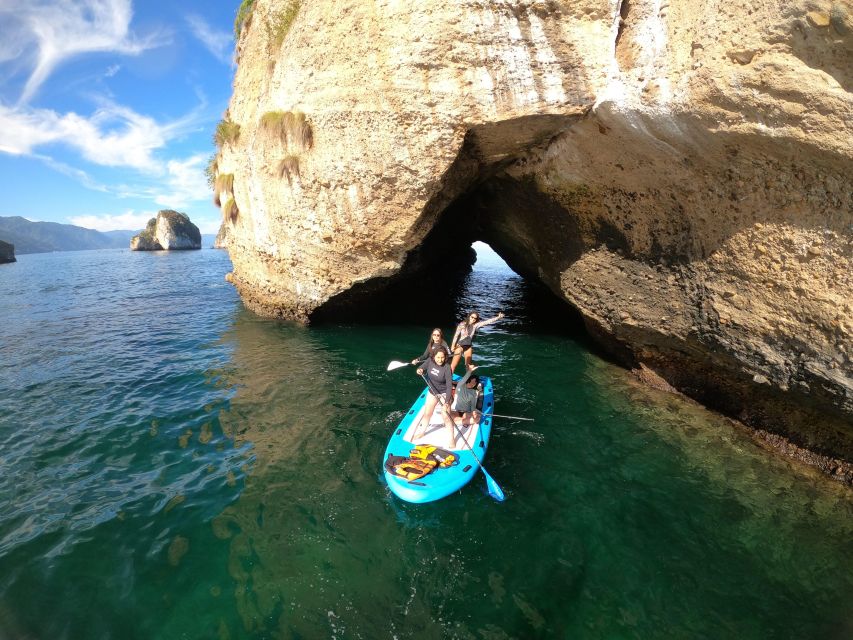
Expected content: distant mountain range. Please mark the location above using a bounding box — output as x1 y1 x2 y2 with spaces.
0 216 139 254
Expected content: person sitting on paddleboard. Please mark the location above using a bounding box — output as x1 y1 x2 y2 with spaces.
450 310 505 372
414 348 455 441
451 367 482 438
411 328 450 366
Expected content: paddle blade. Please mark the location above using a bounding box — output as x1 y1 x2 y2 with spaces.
386 361 410 371
483 469 506 502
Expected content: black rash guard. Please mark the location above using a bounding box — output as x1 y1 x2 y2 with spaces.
421 359 452 405
414 340 449 365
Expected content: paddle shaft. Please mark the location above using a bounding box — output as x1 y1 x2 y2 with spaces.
483 413 534 422
420 373 502 495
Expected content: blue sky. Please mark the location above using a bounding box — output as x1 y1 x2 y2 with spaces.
0 0 238 233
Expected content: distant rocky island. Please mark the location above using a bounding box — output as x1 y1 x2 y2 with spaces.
0 216 136 254
130 210 201 251
0 239 15 263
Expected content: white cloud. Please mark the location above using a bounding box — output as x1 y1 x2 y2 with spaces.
185 13 232 65
154 153 212 208
69 209 220 235
193 216 223 235
69 209 153 232
0 100 198 172
104 64 121 77
0 0 169 104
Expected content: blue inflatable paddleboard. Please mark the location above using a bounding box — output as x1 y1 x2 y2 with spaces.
383 375 494 503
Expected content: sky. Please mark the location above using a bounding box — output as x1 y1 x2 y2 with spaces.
0 0 239 234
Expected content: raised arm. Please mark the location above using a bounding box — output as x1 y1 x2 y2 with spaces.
474 311 504 330
457 367 475 386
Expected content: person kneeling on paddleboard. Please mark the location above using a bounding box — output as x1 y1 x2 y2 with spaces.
451 367 482 440
414 349 455 442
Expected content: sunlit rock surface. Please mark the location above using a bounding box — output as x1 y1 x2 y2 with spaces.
131 210 202 251
216 0 852 468
214 222 229 249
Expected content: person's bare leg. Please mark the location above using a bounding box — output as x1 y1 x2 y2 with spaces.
445 412 458 448
415 393 438 439
450 347 462 373
464 347 474 370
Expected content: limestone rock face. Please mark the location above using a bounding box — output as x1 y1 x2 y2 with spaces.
0 239 15 263
214 222 229 249
218 0 852 464
130 210 201 251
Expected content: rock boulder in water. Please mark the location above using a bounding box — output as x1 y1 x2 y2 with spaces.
0 239 15 263
130 210 201 251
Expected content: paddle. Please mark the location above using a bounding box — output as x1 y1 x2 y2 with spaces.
419 372 506 502
386 360 411 371
483 413 534 422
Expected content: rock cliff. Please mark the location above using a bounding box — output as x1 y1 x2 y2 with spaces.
130 210 202 251
0 239 15 263
216 0 852 472
214 222 229 249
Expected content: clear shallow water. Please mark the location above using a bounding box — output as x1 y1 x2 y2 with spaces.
0 246 851 639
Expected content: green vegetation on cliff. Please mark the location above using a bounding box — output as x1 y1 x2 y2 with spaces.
234 0 301 51
260 110 313 150
277 155 300 185
223 197 238 223
214 174 235 207
205 154 219 189
234 0 256 39
267 1 301 48
214 120 241 148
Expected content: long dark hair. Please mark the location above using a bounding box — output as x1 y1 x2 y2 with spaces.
425 328 444 350
465 311 480 326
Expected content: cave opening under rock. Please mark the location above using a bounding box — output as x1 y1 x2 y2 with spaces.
311 170 592 348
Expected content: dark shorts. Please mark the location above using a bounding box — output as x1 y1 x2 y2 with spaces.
457 338 473 350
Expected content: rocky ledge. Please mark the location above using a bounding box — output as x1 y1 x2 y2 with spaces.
213 0 852 480
0 239 15 263
131 210 201 251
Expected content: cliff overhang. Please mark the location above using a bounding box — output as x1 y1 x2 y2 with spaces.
216 0 852 475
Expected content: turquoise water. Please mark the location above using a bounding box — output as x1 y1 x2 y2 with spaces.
0 247 851 639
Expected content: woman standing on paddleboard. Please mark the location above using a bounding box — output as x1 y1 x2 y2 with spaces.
450 310 504 372
414 348 455 441
411 328 450 366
